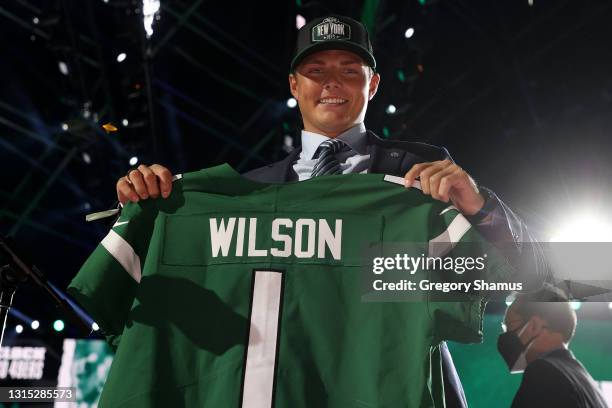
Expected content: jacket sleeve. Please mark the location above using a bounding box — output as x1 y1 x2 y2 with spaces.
465 186 551 291
383 137 550 289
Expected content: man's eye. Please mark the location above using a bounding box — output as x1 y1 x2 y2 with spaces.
309 68 323 73
344 69 358 74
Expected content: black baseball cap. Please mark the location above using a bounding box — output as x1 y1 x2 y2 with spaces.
290 15 376 72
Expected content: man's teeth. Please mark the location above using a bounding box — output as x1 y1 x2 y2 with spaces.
319 98 348 104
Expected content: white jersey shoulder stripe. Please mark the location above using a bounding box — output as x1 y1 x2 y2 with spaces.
428 213 472 258
383 175 422 190
101 229 142 283
440 205 458 215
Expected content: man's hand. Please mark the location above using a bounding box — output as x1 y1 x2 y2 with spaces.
404 159 485 216
116 164 174 205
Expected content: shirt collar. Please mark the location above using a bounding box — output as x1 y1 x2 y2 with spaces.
300 123 368 160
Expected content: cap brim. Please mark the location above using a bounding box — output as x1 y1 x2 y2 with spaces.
290 40 376 72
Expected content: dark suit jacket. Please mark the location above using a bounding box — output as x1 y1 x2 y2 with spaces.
512 348 608 408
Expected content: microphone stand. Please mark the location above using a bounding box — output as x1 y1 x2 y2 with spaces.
0 236 91 347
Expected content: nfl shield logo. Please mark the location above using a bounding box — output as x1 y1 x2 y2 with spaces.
311 17 352 42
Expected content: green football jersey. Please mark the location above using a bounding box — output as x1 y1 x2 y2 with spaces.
68 164 511 408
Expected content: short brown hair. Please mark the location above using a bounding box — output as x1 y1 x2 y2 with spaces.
512 285 577 342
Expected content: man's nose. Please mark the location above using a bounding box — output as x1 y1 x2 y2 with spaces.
323 72 341 89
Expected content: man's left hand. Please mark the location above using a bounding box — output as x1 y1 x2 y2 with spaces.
404 159 485 216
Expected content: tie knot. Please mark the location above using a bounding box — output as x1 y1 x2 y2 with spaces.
313 138 345 159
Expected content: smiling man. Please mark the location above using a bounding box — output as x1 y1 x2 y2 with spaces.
113 15 544 408
290 49 378 138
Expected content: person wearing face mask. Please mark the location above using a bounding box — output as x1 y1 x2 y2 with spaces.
499 285 608 408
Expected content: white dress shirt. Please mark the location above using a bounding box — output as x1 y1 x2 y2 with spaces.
293 123 371 181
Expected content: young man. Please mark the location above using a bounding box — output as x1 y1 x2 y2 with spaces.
500 286 608 407
113 15 543 407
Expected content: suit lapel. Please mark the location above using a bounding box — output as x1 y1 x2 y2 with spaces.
279 148 302 182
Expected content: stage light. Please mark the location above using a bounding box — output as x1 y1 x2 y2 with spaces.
32 17 39 25
286 98 297 108
129 156 139 166
570 301 581 311
31 320 40 330
58 62 69 74
61 123 69 131
92 322 100 331
550 213 612 242
15 325 23 334
82 152 91 164
116 53 127 63
386 104 397 115
397 70 406 82
122 118 129 126
58 61 69 75
528 0 534 5
296 14 306 29
143 0 161 38
404 28 415 39
53 320 65 332
282 135 294 153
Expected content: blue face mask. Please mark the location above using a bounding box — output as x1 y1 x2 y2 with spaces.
497 320 539 374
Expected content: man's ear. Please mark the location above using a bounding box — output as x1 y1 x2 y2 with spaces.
289 74 298 99
525 316 546 339
368 72 381 101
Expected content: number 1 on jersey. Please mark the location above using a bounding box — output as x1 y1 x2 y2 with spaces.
241 270 285 408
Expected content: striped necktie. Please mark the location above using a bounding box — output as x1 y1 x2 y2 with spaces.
311 138 346 178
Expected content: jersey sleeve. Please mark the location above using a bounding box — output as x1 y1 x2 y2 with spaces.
67 201 157 350
427 205 514 344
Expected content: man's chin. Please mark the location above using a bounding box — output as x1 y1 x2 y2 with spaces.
313 122 354 136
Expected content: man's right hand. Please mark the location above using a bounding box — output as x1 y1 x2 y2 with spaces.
116 164 174 205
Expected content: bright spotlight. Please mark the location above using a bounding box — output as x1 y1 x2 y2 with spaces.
15 325 23 334
92 322 100 331
386 104 397 115
31 320 40 330
286 98 297 108
129 156 139 166
58 61 69 76
296 14 306 29
122 118 129 127
570 301 581 311
61 123 69 131
404 27 415 39
143 0 161 38
550 214 612 242
116 53 127 63
32 17 39 25
53 320 65 332
82 152 91 164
